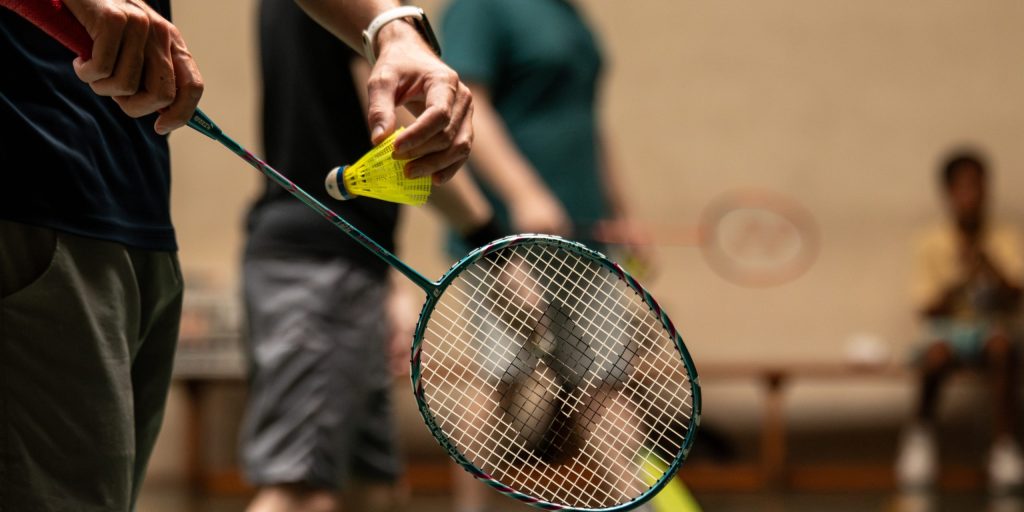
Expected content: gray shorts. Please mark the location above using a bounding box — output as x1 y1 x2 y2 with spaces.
240 255 400 488
0 220 182 511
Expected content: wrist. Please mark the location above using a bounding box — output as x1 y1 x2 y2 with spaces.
462 215 508 248
375 20 424 53
362 6 440 65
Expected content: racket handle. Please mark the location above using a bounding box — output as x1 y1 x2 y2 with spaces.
1 0 93 59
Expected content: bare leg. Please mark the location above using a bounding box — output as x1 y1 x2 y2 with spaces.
247 484 339 512
451 464 488 512
342 481 404 512
452 379 500 512
897 341 953 489
985 332 1018 441
986 332 1024 490
918 342 955 422
580 388 644 505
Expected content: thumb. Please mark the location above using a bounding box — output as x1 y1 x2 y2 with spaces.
366 69 398 144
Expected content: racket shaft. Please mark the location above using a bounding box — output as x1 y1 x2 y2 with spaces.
187 111 435 291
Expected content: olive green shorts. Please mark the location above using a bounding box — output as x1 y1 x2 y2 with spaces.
0 220 182 512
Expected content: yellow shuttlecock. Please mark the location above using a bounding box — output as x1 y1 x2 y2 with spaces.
324 128 431 205
639 449 703 512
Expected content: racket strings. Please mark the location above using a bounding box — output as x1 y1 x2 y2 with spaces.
420 243 694 508
434 258 688 481
520 250 694 466
432 270 647 501
430 247 679 503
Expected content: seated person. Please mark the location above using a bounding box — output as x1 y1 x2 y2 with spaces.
898 150 1024 490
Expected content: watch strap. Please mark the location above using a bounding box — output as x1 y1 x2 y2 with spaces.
361 6 440 66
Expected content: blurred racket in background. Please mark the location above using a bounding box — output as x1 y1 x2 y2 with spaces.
592 188 820 287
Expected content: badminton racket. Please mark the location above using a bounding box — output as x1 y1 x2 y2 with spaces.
5 3 702 509
590 189 820 287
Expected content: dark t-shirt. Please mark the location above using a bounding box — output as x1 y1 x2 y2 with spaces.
0 2 175 251
245 0 398 274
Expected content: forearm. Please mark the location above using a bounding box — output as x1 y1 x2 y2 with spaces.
430 172 494 235
974 250 1024 307
599 129 631 219
293 0 402 52
467 85 549 202
920 277 970 318
921 293 957 318
983 258 1023 297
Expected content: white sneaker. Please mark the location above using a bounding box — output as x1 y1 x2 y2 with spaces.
896 423 937 489
989 437 1024 491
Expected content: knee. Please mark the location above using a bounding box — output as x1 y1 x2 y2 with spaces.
922 342 954 374
985 334 1017 365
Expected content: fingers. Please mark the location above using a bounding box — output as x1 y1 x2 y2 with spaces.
65 0 202 132
154 31 204 134
69 0 129 82
393 70 458 158
431 163 462 185
403 105 473 180
87 5 149 96
367 30 474 179
113 21 174 118
394 82 471 161
366 67 399 144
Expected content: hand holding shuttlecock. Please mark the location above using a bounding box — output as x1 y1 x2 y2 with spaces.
325 128 432 206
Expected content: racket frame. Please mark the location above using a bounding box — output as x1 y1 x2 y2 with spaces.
409 233 702 512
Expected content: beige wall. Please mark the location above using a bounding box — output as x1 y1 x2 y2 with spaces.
170 0 1024 360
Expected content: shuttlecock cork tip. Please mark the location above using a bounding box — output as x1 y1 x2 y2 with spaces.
325 166 356 201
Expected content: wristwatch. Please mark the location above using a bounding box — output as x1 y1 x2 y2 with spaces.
362 6 442 66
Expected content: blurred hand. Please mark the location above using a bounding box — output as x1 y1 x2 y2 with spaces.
594 218 657 280
508 188 572 237
959 234 989 280
386 286 417 378
65 0 203 134
367 22 472 184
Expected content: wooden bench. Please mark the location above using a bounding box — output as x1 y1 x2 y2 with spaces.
171 338 994 495
686 362 989 492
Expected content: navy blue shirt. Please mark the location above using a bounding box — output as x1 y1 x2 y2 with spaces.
0 2 176 251
244 0 399 275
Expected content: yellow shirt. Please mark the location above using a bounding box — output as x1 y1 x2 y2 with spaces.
910 222 1024 321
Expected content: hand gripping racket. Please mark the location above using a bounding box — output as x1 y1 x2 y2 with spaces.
4 2 702 509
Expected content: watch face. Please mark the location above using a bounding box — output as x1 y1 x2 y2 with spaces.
417 11 442 58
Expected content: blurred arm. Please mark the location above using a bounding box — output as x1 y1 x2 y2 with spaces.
464 84 570 236
976 234 1024 309
599 129 632 223
913 235 964 319
920 281 966 318
292 0 400 50
594 128 655 275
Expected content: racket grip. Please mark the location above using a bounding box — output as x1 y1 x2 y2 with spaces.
1 0 93 59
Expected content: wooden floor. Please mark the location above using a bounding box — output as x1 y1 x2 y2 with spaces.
137 483 1019 512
